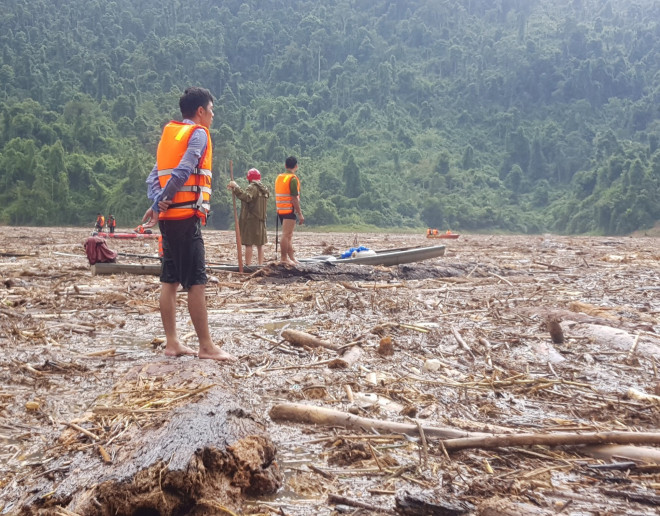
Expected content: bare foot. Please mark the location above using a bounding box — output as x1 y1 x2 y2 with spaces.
164 342 197 357
280 259 297 267
198 345 237 362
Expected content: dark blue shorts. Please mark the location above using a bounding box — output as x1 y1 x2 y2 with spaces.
159 217 207 289
278 212 297 223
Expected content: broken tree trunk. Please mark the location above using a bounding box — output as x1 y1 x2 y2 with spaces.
15 360 282 516
328 345 363 369
281 329 340 352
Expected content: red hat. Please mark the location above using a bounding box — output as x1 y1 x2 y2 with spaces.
247 168 261 181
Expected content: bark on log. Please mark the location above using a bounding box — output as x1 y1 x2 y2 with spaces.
281 329 340 352
15 360 282 516
269 402 482 439
442 431 660 451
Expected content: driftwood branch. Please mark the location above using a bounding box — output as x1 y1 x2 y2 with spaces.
442 431 660 451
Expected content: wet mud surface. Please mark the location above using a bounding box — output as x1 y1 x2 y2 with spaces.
1 226 659 515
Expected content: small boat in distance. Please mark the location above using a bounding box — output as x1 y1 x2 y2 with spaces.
300 244 446 266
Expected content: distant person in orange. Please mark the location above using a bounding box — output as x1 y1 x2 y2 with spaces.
275 156 304 265
95 213 105 233
107 215 116 234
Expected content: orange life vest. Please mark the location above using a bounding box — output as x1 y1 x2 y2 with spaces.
107 217 116 227
275 173 300 215
156 121 212 224
96 215 105 226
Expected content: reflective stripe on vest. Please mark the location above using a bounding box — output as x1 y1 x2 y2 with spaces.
156 121 213 224
275 173 300 214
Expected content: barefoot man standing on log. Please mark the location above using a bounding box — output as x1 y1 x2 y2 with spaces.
141 87 236 362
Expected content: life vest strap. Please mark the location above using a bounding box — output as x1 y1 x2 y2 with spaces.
178 185 212 195
157 167 212 177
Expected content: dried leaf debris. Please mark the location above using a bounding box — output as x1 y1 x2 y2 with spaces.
0 226 659 515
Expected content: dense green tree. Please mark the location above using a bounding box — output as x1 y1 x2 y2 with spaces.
342 153 363 198
0 0 658 234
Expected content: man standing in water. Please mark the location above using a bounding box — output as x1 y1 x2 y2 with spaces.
142 87 235 362
275 156 304 265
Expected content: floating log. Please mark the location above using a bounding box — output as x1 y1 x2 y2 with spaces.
269 402 480 439
270 403 660 465
91 262 161 275
91 263 261 275
281 329 340 353
328 345 363 369
442 431 660 452
581 444 660 465
14 360 282 515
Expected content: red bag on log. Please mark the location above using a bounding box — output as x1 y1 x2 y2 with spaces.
84 236 118 265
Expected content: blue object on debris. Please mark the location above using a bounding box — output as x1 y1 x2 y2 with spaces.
340 245 370 259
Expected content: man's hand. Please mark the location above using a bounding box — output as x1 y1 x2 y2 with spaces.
141 208 157 229
157 199 172 212
227 180 238 190
297 213 305 225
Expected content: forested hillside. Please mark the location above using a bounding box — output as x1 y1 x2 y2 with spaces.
1 0 658 234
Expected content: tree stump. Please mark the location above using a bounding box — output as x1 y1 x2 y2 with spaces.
13 360 282 515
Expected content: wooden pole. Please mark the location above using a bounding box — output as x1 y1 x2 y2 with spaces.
230 160 243 273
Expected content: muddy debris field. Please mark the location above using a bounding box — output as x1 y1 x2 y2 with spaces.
0 226 659 515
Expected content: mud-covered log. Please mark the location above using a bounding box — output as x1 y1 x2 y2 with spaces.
15 360 282 516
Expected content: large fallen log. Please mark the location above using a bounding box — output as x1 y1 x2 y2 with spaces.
14 360 282 516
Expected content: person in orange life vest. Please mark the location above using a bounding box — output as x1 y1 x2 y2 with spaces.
107 214 116 234
275 156 304 266
95 213 105 232
141 87 235 363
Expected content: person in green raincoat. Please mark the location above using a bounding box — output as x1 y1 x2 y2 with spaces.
227 168 270 265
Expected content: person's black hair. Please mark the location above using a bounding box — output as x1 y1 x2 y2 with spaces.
285 156 298 169
179 87 214 119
